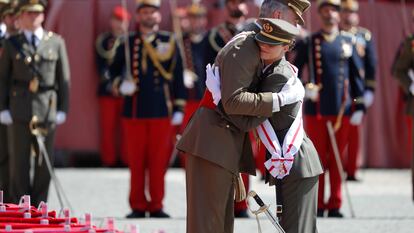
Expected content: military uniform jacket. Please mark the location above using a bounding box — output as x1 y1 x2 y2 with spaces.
177 31 273 175
392 34 414 115
222 57 323 182
182 33 207 100
352 27 377 92
110 31 187 118
95 32 124 96
0 31 70 123
294 31 366 116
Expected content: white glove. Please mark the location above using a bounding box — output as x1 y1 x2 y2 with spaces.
272 77 305 112
363 90 374 108
305 84 319 102
171 111 184 126
205 64 221 105
119 80 137 96
183 69 197 89
350 110 364 126
56 111 67 125
0 110 12 125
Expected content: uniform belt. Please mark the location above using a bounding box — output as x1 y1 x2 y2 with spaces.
13 80 55 92
199 90 216 110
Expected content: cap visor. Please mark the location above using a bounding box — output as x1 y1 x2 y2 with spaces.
255 33 284 46
21 5 44 12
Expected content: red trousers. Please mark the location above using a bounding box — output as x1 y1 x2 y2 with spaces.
99 97 126 166
122 118 172 212
346 124 362 177
305 115 350 210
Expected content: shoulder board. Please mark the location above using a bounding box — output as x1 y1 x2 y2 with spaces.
358 27 372 41
272 58 298 78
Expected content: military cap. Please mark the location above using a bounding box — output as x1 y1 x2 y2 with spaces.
317 0 341 9
187 3 207 17
280 0 310 26
17 0 47 14
1 0 18 17
341 0 359 12
136 0 160 10
255 18 299 45
112 5 131 21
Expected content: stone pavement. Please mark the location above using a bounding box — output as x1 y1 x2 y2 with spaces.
46 168 414 233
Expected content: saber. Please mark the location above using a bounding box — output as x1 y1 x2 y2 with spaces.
248 191 285 233
326 121 355 218
30 118 73 214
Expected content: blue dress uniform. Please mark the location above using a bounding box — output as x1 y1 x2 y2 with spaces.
110 30 186 215
294 30 365 213
180 33 207 128
95 31 126 166
345 26 377 179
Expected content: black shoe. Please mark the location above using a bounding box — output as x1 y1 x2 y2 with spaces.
317 209 325 217
126 210 146 218
346 175 360 182
327 209 344 218
149 210 170 218
235 210 249 218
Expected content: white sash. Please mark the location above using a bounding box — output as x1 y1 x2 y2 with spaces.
256 64 304 179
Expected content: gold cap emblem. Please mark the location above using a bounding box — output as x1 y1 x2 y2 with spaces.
263 23 273 33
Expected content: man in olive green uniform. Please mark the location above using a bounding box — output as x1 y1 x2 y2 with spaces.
177 0 311 232
392 21 414 201
0 0 70 206
0 0 10 203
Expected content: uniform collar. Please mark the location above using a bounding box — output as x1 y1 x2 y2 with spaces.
23 27 44 43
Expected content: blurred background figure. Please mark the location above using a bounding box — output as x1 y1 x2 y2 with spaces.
95 5 130 167
0 0 12 204
109 0 186 218
392 8 414 202
176 1 208 167
0 0 70 206
294 0 366 218
340 0 377 182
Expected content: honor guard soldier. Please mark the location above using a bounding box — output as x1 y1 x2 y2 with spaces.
294 0 366 217
340 0 377 181
180 3 207 139
109 0 186 218
392 10 414 202
0 0 70 206
204 0 248 66
95 6 130 167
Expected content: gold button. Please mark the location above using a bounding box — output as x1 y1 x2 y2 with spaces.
317 68 323 75
154 71 159 76
315 45 321 51
226 124 230 128
315 38 321 44
316 61 322 67
154 78 160 84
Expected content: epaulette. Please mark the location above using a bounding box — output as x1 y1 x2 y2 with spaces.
340 30 356 44
357 27 372 41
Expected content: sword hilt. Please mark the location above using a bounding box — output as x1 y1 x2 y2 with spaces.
248 191 265 207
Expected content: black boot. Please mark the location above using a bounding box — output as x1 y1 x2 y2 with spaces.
126 210 146 218
327 209 344 218
317 209 325 217
149 209 170 218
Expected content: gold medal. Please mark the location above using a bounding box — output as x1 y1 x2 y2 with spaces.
29 77 39 93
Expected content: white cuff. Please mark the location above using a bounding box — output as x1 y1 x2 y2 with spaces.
272 93 280 112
